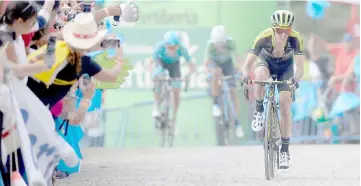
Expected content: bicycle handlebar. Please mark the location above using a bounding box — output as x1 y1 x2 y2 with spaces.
153 75 191 92
241 79 296 102
219 74 242 81
249 80 291 85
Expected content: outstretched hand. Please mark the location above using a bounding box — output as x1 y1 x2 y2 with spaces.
120 0 139 23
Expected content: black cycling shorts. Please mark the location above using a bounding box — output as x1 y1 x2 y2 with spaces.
210 60 236 88
255 55 294 92
153 61 182 91
158 61 181 79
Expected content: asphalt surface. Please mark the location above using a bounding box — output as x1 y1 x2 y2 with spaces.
56 145 360 186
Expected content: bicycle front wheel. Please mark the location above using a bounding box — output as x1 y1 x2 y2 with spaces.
263 101 273 180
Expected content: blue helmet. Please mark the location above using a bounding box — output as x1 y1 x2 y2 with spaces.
163 31 181 45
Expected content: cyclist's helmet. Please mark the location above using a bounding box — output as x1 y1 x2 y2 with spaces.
210 25 227 43
271 10 295 28
164 31 181 45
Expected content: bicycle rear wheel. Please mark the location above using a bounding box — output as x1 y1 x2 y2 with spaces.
167 118 175 147
221 94 231 145
215 117 226 146
159 116 166 147
158 100 169 148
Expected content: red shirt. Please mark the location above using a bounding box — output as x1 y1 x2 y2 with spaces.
329 44 358 92
21 19 57 48
22 32 35 47
347 5 359 39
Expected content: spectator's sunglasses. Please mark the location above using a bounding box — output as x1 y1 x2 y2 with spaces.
274 27 292 35
21 1 34 13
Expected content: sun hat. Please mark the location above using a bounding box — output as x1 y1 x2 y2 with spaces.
62 12 107 50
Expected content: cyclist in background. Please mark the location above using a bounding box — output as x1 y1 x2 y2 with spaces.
241 10 304 169
151 31 195 125
204 25 244 137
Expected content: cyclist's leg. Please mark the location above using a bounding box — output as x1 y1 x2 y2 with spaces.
220 61 239 118
277 63 294 168
152 62 165 117
209 62 223 117
221 60 244 137
252 60 270 132
165 62 181 120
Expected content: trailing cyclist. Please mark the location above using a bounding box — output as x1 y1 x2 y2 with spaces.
241 10 304 169
204 25 244 137
151 31 195 126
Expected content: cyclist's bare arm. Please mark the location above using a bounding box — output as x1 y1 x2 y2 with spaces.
241 53 258 77
294 55 305 81
241 33 265 76
230 42 242 70
203 45 211 74
292 32 305 81
186 60 196 75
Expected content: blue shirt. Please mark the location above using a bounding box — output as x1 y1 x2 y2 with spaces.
153 41 191 64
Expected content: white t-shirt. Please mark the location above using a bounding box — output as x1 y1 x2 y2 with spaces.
13 36 28 84
294 60 321 81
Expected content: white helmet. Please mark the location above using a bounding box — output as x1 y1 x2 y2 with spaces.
210 25 227 43
271 10 295 28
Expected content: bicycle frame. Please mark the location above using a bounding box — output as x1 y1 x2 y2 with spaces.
220 77 238 124
153 71 190 147
210 74 240 146
247 76 295 180
263 84 281 145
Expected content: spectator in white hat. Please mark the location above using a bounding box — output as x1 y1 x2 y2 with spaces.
26 13 123 109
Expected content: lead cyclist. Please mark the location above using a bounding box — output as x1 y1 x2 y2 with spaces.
241 10 305 169
151 31 195 126
204 25 244 138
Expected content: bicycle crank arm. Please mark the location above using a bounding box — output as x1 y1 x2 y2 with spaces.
275 138 282 146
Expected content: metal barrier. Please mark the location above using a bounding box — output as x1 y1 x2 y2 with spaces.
83 89 359 148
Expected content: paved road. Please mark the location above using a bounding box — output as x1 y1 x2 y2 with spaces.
56 145 359 186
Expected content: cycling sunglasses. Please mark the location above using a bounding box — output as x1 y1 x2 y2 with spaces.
166 44 178 50
275 27 292 35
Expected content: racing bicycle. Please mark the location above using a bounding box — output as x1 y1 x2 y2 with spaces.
243 75 296 180
212 74 241 146
153 71 190 147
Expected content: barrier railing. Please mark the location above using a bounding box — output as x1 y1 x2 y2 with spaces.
82 83 360 148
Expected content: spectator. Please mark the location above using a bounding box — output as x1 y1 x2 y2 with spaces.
295 49 322 82
0 0 8 17
293 50 322 139
307 36 331 90
310 33 358 94
342 52 360 94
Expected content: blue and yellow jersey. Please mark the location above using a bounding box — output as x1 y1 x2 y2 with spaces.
250 28 304 61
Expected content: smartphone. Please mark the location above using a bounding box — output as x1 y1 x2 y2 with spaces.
81 3 92 12
67 13 76 22
53 22 65 30
44 36 57 68
113 15 120 22
82 74 91 87
101 38 120 48
112 15 120 26
98 21 104 28
0 26 16 47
